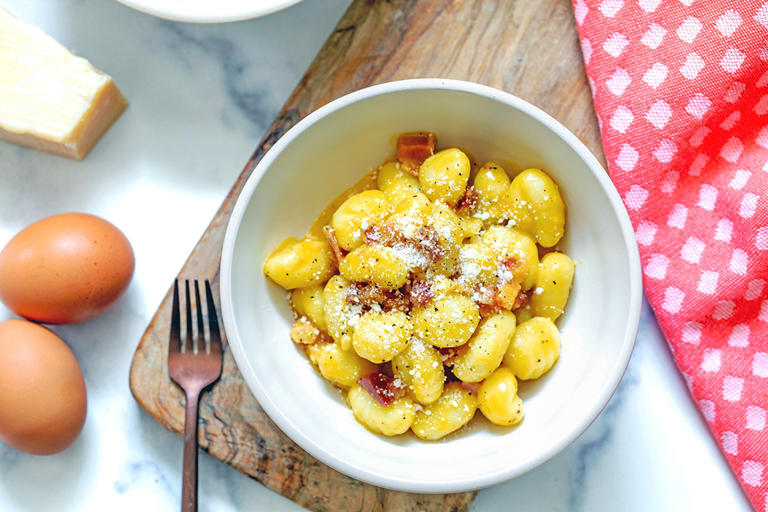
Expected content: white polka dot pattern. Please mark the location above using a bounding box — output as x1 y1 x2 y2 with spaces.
572 1 768 507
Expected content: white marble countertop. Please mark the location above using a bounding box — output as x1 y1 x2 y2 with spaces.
0 1 753 510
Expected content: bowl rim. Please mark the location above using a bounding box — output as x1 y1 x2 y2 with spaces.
220 78 642 493
113 0 303 23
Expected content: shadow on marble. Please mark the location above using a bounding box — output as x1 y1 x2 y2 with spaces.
0 420 92 510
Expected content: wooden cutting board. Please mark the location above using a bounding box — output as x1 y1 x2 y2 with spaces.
128 1 604 510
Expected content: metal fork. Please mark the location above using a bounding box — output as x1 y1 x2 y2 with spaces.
168 279 223 512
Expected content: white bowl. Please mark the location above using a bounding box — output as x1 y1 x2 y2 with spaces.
114 0 303 23
221 79 642 493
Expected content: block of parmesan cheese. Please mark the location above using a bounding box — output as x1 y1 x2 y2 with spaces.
0 8 128 160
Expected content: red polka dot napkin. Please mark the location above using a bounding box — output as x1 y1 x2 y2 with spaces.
571 0 768 508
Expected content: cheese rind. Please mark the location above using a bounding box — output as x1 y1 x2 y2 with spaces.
0 8 127 160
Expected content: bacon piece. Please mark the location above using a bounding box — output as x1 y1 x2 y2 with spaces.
410 280 433 308
381 288 411 312
478 303 502 317
456 186 480 215
290 318 332 345
322 225 345 266
363 223 384 245
415 225 444 263
512 288 531 310
358 372 407 407
396 131 437 176
346 282 410 312
494 280 522 310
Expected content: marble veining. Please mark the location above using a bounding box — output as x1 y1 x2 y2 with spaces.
0 0 752 510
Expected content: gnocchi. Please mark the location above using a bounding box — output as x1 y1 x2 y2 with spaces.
411 382 478 441
264 131 573 440
290 285 327 332
452 312 516 382
340 244 409 290
307 342 376 388
504 317 561 380
473 162 510 225
348 384 416 436
479 367 523 426
352 310 412 363
419 148 471 206
503 168 566 247
331 190 390 251
263 237 335 289
377 161 420 204
392 338 444 405
413 294 480 348
528 252 575 321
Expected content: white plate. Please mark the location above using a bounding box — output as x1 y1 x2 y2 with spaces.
114 0 304 23
220 79 642 493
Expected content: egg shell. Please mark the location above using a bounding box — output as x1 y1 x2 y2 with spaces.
0 319 87 455
0 213 134 324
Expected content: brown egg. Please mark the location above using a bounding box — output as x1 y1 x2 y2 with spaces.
0 319 87 455
0 213 134 324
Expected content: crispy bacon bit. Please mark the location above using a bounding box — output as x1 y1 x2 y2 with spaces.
478 303 502 318
363 223 384 244
410 280 433 308
415 226 444 263
323 225 345 266
396 131 437 176
358 372 406 407
290 318 332 345
458 381 481 395
456 186 480 215
494 280 522 310
346 282 410 312
438 347 461 366
382 289 411 312
512 288 532 310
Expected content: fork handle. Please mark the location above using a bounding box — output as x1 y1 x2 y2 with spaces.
182 389 201 512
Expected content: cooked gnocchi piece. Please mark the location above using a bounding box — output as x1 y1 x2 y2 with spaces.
503 168 566 248
290 285 327 332
419 148 471 206
263 237 335 290
348 384 417 436
528 252 575 321
479 367 523 426
352 310 412 363
322 275 355 349
392 338 444 405
473 162 510 225
264 131 573 440
452 312 516 382
307 342 376 388
481 225 539 290
331 190 390 251
340 244 409 290
504 316 561 380
377 161 421 204
411 382 478 440
413 294 480 348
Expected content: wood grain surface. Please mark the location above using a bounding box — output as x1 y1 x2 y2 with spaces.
128 1 604 510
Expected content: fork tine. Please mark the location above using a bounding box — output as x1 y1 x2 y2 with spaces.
169 279 181 354
205 280 222 355
194 279 205 353
184 279 193 353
